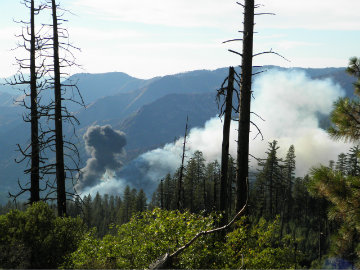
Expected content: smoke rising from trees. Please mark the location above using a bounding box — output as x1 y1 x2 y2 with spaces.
75 125 126 192
81 70 352 197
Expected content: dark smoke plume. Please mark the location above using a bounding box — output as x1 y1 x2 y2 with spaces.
75 125 126 192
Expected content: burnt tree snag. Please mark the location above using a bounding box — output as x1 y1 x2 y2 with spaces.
177 116 189 211
30 0 40 203
236 0 254 213
51 0 66 216
7 0 47 204
218 66 235 225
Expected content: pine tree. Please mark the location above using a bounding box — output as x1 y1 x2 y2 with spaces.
120 185 132 223
336 153 347 174
346 146 360 176
136 189 147 212
184 151 205 212
163 173 173 210
328 58 360 142
82 194 92 228
256 140 281 219
92 192 105 236
283 145 296 222
310 57 360 267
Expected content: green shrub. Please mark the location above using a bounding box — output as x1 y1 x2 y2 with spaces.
67 208 225 269
0 201 85 269
224 216 302 269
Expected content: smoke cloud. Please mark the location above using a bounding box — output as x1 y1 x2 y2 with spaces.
75 125 127 192
81 69 353 197
250 69 351 174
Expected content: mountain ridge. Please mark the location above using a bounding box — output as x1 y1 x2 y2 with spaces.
0 66 355 203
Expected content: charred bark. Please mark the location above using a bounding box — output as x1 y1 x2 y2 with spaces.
219 66 235 224
236 0 254 213
51 0 66 216
29 0 40 203
177 116 188 211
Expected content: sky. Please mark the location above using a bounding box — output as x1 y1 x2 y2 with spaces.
0 0 360 79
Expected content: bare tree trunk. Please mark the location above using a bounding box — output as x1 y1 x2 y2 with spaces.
177 116 188 211
213 170 217 210
30 0 40 203
51 0 66 216
220 66 235 224
236 0 254 212
160 179 164 209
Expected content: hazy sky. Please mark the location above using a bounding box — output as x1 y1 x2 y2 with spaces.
1 0 359 79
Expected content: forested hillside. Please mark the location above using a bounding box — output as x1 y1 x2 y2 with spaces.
0 66 355 203
1 0 359 268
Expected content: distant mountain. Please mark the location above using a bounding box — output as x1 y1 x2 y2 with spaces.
64 72 158 107
0 66 355 204
117 92 219 160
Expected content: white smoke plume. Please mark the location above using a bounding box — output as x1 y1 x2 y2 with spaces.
250 70 351 174
82 69 353 197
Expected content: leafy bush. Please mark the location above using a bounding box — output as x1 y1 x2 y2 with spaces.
67 209 302 269
66 208 225 269
224 216 302 269
0 201 85 269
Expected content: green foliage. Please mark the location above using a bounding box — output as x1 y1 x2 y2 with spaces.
69 187 148 237
309 166 360 266
224 217 301 269
328 97 360 142
67 208 303 269
346 56 360 95
66 208 224 269
0 201 85 269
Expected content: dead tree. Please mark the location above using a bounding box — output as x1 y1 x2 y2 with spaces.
217 66 236 225
225 1 284 213
177 116 189 211
37 0 84 216
7 0 48 204
50 0 67 216
235 0 255 213
8 0 83 213
29 0 40 203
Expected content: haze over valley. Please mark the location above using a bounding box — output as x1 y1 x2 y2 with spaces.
0 65 355 202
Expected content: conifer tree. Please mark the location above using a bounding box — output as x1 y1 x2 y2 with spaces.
82 194 92 228
120 185 132 223
265 140 280 217
163 174 173 210
346 146 360 176
329 57 360 142
310 57 360 267
136 189 147 212
336 153 347 174
284 145 296 221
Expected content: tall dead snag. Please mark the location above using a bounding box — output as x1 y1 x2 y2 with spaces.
7 0 47 204
217 66 235 225
29 0 40 203
177 116 189 211
51 0 66 216
41 0 84 216
236 0 254 213
226 2 285 213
